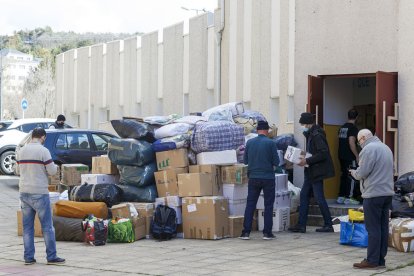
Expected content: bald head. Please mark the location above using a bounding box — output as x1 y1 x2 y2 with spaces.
357 129 373 146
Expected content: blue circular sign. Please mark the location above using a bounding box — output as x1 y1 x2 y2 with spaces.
21 99 28 110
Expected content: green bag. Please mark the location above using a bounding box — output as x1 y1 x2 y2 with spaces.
107 218 135 243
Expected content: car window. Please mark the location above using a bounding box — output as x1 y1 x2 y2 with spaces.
20 123 44 133
55 134 68 150
92 134 112 151
56 133 90 150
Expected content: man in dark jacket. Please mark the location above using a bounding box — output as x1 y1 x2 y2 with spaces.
240 121 279 240
49 114 66 129
289 112 335 233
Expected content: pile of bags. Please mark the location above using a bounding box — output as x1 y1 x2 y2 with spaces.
392 172 414 218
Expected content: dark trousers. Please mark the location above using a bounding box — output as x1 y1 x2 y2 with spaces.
243 178 275 234
363 196 392 266
339 159 359 198
298 172 333 227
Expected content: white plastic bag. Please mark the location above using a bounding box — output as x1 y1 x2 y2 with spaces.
154 123 193 139
173 116 208 125
202 102 244 122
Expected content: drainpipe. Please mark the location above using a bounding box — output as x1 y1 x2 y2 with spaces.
215 0 225 105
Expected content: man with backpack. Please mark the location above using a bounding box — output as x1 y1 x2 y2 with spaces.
16 127 65 265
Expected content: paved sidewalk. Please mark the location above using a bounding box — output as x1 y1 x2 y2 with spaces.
0 176 413 276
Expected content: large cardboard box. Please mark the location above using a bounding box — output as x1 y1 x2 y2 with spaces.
196 150 237 165
132 202 154 217
189 165 222 196
258 207 290 232
182 196 229 240
81 174 119 185
257 190 291 209
284 146 312 165
61 164 89 186
48 166 61 186
178 173 213 197
223 184 248 200
229 216 244 238
111 203 138 219
155 167 188 197
17 211 42 237
92 155 118 175
290 212 299 227
132 216 146 241
221 165 248 185
156 149 188 171
389 218 414 252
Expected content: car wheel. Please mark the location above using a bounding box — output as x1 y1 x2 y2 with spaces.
0 151 16 175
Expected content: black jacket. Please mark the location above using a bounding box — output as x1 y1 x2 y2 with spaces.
49 122 65 129
304 125 335 182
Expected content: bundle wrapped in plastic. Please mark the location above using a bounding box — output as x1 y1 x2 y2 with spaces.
107 218 135 243
143 114 181 125
234 110 267 135
118 184 157 203
173 115 208 125
191 121 245 153
202 102 244 122
118 163 157 188
391 195 414 218
69 183 122 207
273 134 298 152
111 119 155 143
108 138 155 166
152 134 190 152
395 172 414 195
154 123 193 139
53 216 85 242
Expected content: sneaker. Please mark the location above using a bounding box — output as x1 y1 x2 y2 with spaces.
336 197 345 204
345 198 360 205
263 233 276 240
353 259 378 269
47 257 65 265
288 224 306 233
24 259 36 265
239 232 250 240
315 226 334 232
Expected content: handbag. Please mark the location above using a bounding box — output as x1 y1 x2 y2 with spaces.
339 221 368 247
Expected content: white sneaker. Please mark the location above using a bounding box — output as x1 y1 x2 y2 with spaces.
344 198 360 205
336 197 345 204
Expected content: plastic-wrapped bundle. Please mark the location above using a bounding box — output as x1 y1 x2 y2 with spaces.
69 183 122 207
118 184 157 203
111 119 155 143
108 138 155 166
391 195 414 218
173 115 208 125
273 134 298 152
118 163 157 188
202 102 244 122
154 123 193 139
395 172 414 195
143 114 181 125
191 121 245 153
152 134 190 152
234 110 267 135
53 216 84 242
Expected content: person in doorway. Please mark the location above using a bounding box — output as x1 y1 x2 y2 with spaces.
240 120 279 240
16 127 65 265
350 129 394 269
337 108 361 204
288 112 335 233
49 114 66 129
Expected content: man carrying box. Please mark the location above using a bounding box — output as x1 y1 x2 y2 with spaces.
240 121 279 240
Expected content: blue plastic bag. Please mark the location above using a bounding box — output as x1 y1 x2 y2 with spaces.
339 221 368 247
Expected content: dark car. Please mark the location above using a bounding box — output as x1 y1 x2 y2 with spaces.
14 129 117 173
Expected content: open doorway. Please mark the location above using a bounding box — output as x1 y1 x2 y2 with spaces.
307 72 397 199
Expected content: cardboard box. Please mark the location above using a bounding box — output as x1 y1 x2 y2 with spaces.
178 173 213 197
48 185 58 192
258 207 290 232
229 216 244 238
172 206 183 224
389 218 414 252
221 165 248 185
223 184 248 200
156 149 188 171
167 196 182 207
155 167 188 197
257 190 291 209
290 212 299 227
189 165 222 196
48 167 61 185
111 203 138 219
61 164 89 186
17 210 42 237
132 202 154 217
81 174 119 184
132 216 146 241
284 146 312 165
275 174 288 191
145 216 153 239
228 199 247 216
92 155 118 175
182 196 229 240
196 150 237 165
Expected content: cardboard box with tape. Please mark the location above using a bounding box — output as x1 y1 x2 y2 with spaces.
155 167 188 197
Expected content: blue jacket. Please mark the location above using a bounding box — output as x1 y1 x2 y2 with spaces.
244 134 279 180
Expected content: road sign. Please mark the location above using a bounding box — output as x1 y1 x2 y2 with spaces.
21 99 28 110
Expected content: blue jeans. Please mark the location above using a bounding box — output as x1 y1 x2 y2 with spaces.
363 196 392 266
20 193 57 262
298 172 333 227
243 178 275 234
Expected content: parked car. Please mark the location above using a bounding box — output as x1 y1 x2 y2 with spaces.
14 129 117 175
0 118 74 175
0 120 14 132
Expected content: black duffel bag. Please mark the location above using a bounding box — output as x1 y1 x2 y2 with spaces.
111 119 155 143
391 194 414 218
395 172 414 195
69 183 122 207
108 138 155 166
118 163 157 188
118 184 157 203
53 216 84 242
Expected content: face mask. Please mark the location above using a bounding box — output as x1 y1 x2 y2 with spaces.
301 126 309 132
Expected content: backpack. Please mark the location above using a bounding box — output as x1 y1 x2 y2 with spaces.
151 205 177 240
81 215 108 246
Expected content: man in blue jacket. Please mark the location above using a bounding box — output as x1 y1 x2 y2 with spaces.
350 129 394 269
240 121 279 240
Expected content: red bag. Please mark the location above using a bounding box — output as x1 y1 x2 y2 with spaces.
81 215 108 246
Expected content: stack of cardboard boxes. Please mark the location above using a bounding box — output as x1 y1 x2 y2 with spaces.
48 166 61 192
